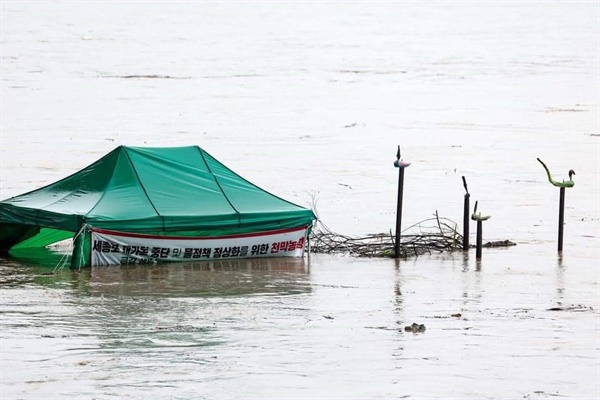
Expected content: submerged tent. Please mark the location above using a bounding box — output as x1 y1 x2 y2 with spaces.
0 145 315 267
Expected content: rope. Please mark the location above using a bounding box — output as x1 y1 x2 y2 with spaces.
51 224 89 272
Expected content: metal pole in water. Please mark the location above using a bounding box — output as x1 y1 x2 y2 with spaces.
394 146 410 258
471 200 490 260
476 220 483 259
462 176 470 251
394 167 405 258
558 186 565 252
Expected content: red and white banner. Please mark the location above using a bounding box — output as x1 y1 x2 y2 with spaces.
90 226 308 266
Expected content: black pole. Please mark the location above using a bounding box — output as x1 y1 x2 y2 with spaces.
462 176 470 251
395 166 405 258
558 186 565 252
476 220 483 259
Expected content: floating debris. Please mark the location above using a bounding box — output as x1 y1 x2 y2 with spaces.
404 323 426 333
546 305 593 312
310 213 463 258
308 195 516 258
155 325 212 332
483 240 516 248
544 106 587 113
102 74 191 80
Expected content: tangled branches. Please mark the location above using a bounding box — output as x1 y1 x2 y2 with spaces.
309 212 463 258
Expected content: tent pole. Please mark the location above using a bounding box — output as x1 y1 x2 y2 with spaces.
70 224 87 269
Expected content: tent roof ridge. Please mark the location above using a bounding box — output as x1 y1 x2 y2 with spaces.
197 147 241 216
122 146 163 219
85 147 128 219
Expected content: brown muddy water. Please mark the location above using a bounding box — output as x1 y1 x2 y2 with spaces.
1 1 599 399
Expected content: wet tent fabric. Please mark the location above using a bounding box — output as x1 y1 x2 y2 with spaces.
0 146 315 265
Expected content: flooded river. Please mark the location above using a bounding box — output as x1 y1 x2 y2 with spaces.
1 1 598 399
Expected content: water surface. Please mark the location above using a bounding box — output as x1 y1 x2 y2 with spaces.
1 2 599 399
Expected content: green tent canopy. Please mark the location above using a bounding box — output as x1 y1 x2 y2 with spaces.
0 145 316 267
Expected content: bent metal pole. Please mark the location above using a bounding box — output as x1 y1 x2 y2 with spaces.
536 158 575 253
394 146 411 258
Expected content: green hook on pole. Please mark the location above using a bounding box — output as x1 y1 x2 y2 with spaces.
537 158 575 188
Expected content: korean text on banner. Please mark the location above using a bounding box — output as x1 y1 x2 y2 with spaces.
90 226 308 266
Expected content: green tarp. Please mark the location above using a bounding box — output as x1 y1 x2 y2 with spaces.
0 145 315 267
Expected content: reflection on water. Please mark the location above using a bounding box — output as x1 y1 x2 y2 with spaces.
0 255 315 400
86 258 310 298
1 254 310 297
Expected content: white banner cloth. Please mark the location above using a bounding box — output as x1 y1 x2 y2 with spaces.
90 226 308 266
